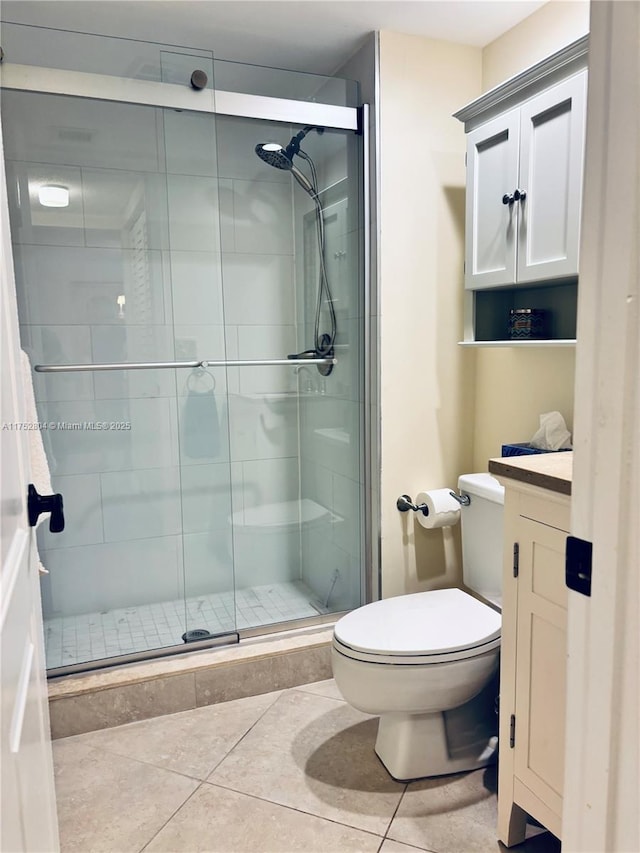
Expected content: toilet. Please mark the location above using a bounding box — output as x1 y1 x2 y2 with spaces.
331 473 504 781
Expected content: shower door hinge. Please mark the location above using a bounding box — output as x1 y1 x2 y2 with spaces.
513 542 519 578
509 714 516 748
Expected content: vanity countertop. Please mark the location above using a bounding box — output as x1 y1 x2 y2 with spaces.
488 451 573 496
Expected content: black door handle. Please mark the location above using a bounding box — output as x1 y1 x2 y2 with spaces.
27 484 65 533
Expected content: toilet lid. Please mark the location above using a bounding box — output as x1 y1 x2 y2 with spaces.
334 589 501 658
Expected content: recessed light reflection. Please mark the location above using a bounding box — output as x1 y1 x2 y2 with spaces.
38 185 70 208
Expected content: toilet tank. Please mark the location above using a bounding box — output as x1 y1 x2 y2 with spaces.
458 473 505 610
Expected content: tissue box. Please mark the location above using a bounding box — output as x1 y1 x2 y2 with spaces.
501 443 569 457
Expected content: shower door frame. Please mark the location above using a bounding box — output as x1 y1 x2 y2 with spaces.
0 62 373 672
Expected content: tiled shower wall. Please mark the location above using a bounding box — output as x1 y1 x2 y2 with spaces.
4 89 302 619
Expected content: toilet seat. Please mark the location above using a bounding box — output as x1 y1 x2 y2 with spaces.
333 588 501 666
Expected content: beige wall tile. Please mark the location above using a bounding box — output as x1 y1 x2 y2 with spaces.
195 645 331 706
50 672 196 738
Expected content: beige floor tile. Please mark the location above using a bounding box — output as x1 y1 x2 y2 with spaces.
60 690 281 779
379 840 428 852
387 768 498 853
294 678 346 702
53 740 198 853
209 690 405 836
145 783 383 852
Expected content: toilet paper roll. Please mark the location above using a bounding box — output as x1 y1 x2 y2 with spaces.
415 489 461 529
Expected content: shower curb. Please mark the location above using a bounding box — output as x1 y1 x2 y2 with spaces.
48 626 334 739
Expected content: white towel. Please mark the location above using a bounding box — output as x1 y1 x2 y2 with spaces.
21 349 53 574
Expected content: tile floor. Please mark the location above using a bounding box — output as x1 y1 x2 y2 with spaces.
45 581 320 669
53 678 561 853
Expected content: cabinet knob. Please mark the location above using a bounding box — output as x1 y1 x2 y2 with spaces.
514 188 527 202
502 193 514 205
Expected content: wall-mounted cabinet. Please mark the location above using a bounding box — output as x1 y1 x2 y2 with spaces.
454 36 588 345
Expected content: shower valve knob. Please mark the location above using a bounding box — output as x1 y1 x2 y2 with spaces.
27 484 65 533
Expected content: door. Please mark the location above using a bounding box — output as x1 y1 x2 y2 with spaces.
464 109 520 289
0 127 60 852
516 71 587 283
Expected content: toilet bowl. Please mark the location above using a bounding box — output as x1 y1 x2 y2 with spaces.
331 473 504 781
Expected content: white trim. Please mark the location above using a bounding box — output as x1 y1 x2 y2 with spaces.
0 63 359 130
563 1 639 851
454 35 588 131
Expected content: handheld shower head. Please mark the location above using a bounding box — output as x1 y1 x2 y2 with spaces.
254 141 316 197
255 142 292 171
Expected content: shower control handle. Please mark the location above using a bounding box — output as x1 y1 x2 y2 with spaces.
27 484 65 533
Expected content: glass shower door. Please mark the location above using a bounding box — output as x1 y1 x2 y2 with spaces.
214 113 364 631
2 82 237 670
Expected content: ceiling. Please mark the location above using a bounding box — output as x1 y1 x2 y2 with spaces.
2 1 547 76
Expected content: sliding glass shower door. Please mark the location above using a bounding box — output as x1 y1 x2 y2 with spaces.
1 43 364 673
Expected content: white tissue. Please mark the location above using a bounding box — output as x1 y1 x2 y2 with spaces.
415 489 461 529
529 411 572 451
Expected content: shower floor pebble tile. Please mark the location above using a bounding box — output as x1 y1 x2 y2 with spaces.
44 580 320 669
53 680 561 853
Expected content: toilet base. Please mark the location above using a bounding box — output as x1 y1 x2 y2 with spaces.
374 680 498 781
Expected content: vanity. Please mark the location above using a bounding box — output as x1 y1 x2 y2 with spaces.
488 452 572 846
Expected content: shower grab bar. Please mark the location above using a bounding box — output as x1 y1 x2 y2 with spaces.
34 357 337 374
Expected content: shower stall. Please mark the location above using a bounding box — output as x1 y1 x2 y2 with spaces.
0 24 367 674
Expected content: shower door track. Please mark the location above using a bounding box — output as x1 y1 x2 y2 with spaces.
0 63 359 131
46 610 344 679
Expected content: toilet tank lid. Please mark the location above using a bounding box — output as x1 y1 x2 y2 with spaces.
457 473 504 504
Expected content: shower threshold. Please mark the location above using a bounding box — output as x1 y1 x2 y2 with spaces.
44 580 322 671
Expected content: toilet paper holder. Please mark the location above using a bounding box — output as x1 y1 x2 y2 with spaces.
396 495 429 515
396 491 470 515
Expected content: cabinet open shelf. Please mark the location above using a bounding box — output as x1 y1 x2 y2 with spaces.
461 278 578 345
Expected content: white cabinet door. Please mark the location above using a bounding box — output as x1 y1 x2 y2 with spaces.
516 71 587 283
465 109 520 290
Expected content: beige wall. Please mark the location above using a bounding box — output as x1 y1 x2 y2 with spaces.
471 0 589 471
378 31 482 598
483 0 590 91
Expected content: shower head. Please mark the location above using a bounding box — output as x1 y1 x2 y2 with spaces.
254 141 316 197
255 142 292 171
255 126 324 198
